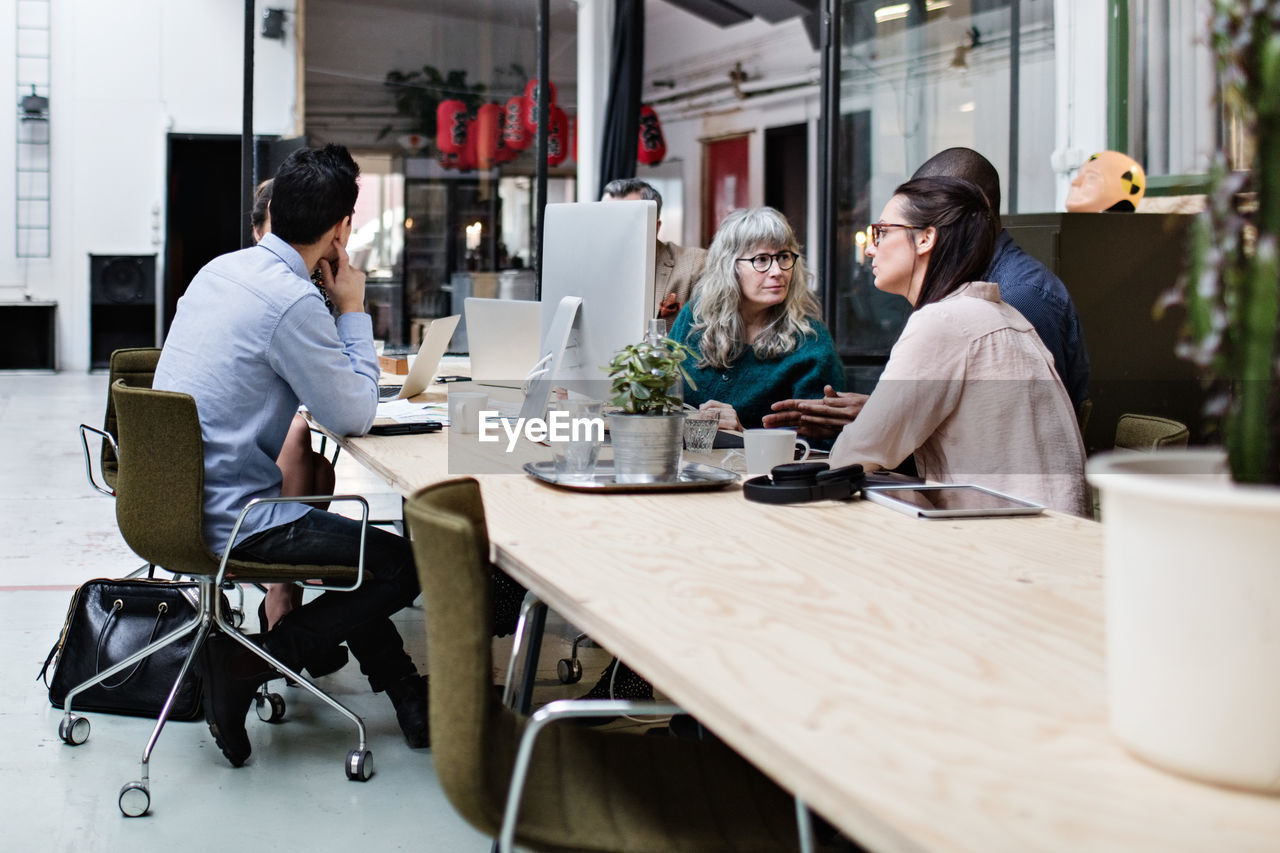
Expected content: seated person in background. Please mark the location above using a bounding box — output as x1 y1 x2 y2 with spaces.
767 146 1090 436
251 178 340 639
670 206 844 432
601 178 706 322
827 176 1088 516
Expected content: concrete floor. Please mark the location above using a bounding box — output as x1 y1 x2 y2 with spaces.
0 370 627 851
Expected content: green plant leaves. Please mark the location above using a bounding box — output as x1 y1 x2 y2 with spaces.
1170 0 1280 483
605 337 696 414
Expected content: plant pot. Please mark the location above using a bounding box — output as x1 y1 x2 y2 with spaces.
1087 449 1280 792
606 412 685 484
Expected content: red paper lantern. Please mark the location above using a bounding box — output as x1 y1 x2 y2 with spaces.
570 115 578 163
495 135 520 163
637 105 667 166
503 95 531 151
546 106 569 167
436 99 468 155
475 102 506 169
521 79 558 135
457 118 478 171
437 150 462 170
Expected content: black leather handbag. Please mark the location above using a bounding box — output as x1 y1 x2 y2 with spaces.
39 578 214 721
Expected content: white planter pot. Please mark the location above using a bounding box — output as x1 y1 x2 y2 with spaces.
1087 449 1280 792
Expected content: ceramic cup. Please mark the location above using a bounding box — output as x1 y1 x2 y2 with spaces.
448 391 489 435
735 428 811 477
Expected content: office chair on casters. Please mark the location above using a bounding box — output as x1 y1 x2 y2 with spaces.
79 347 161 499
1114 413 1190 451
58 380 375 818
79 348 166 577
77 347 252 624
405 477 827 853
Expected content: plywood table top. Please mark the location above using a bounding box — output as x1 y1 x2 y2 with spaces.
320 424 1280 852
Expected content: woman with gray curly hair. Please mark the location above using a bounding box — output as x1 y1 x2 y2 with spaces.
669 206 843 432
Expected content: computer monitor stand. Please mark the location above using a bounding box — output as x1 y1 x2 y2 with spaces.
517 295 581 422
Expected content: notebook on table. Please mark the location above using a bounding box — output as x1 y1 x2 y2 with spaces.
378 314 461 400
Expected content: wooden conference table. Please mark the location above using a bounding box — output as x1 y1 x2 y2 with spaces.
318 395 1280 852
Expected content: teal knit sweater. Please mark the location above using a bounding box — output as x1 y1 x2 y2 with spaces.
670 303 845 431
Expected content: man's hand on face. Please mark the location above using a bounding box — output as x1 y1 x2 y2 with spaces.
318 235 366 315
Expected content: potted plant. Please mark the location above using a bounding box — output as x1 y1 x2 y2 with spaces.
604 332 695 484
1086 1 1280 793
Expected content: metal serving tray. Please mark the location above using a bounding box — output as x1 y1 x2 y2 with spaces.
522 460 739 492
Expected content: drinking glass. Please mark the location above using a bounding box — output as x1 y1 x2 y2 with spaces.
551 399 604 482
683 414 719 452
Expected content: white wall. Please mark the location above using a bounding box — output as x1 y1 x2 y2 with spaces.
643 4 821 249
0 0 298 371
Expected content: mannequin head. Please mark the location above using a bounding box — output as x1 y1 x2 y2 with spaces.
1065 150 1146 212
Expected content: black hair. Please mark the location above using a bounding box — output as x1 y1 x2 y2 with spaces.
892 176 998 309
250 179 272 235
268 144 360 245
911 147 1002 221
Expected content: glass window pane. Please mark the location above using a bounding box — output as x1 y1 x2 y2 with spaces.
832 0 1055 366
1130 0 1215 177
305 2 577 345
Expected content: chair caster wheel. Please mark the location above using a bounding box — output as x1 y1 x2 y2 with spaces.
255 691 286 723
346 748 374 781
557 657 583 684
119 781 150 817
59 714 90 745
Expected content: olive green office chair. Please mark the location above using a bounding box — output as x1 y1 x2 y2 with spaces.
79 348 164 581
1092 413 1192 519
1114 413 1190 451
1076 397 1093 437
57 380 376 817
405 477 829 853
79 346 161 498
77 347 260 620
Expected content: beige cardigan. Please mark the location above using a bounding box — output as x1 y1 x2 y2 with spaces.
653 239 707 318
830 282 1088 516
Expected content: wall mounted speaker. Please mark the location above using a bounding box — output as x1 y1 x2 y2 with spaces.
90 255 156 368
91 255 156 305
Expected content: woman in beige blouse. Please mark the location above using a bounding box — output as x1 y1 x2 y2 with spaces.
829 176 1088 515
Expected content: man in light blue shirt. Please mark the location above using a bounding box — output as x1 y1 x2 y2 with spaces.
154 144 431 766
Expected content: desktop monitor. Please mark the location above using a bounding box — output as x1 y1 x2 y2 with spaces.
539 200 657 382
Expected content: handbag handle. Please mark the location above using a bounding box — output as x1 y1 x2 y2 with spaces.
96 598 167 690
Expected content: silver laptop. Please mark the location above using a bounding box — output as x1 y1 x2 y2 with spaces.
380 314 461 400
465 298 541 388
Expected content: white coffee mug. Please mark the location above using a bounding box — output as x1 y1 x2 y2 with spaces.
739 428 811 477
448 391 489 435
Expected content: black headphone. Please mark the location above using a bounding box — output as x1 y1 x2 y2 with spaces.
742 462 865 504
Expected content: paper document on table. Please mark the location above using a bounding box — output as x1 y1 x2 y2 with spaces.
377 399 450 424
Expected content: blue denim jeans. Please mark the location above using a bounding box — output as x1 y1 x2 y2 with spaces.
231 509 419 691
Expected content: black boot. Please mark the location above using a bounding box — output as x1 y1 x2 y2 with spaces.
257 601 349 679
201 631 277 767
382 673 431 748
